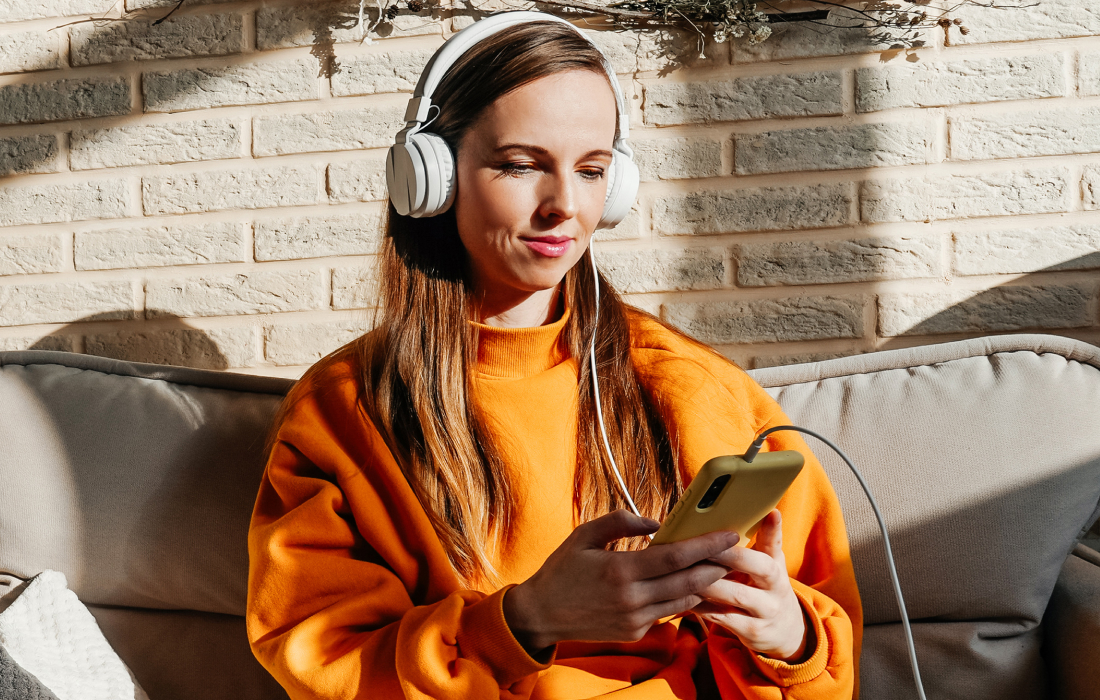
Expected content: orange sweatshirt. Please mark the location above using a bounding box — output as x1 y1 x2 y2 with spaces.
247 309 862 699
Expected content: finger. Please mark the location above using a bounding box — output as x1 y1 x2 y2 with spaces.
708 546 784 589
752 509 784 561
697 610 759 641
634 530 741 579
638 593 708 626
697 579 770 618
573 509 660 549
639 561 731 604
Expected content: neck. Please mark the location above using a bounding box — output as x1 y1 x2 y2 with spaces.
475 285 562 328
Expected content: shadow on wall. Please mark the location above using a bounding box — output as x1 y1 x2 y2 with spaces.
28 313 231 370
3 4 1098 371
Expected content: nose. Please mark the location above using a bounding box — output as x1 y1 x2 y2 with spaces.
536 170 580 223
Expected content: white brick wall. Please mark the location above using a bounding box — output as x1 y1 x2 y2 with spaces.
0 0 1098 376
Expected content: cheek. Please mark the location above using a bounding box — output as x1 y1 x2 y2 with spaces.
456 168 521 226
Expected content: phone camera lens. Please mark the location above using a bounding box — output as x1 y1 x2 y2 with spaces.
696 474 731 511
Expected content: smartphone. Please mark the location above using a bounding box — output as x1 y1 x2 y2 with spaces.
649 451 804 546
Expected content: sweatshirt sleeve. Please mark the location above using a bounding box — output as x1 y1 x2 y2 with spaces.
628 321 862 700
246 366 552 700
706 392 862 700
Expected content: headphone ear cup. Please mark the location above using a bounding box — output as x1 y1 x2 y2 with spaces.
387 133 454 218
386 141 425 217
403 132 456 218
598 147 639 229
423 132 456 215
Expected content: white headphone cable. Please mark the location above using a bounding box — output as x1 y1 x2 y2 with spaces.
743 426 928 700
587 244 925 696
588 242 644 519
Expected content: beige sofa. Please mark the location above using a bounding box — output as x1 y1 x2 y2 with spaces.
1 333 1098 699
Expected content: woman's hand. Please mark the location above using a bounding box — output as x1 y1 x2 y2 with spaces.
502 509 740 656
694 509 812 663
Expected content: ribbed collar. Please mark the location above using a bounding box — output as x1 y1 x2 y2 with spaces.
470 307 571 379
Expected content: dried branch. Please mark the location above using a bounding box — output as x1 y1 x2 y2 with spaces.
531 0 654 20
152 0 186 25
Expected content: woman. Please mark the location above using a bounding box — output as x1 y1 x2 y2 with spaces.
247 13 861 699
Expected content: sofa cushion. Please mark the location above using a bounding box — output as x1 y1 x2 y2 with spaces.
0 352 292 616
749 334 1100 700
87 605 289 700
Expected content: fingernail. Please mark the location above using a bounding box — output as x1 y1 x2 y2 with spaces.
643 518 660 528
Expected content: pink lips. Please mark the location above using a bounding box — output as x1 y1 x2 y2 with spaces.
521 236 573 258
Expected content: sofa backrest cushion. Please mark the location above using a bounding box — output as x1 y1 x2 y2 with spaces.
0 352 293 616
749 334 1100 699
2 336 1099 700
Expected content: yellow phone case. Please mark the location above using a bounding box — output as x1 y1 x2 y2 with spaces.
649 451 805 546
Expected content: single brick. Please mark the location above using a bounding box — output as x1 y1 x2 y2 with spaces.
0 280 134 327
1082 53 1100 97
331 48 435 96
75 222 245 270
736 121 933 175
146 270 325 318
0 334 77 352
644 71 843 126
255 213 384 261
0 135 60 175
328 159 388 202
71 14 242 65
878 284 1097 336
144 59 317 112
142 165 320 215
951 106 1100 161
253 105 404 157
857 54 1065 112
332 265 379 310
949 0 1100 45
752 351 859 370
0 179 128 227
596 247 726 293
653 183 853 236
663 296 864 344
1084 166 1100 210
85 326 257 369
861 168 1069 223
733 11 897 63
594 206 643 242
0 76 130 126
256 3 440 50
0 0 115 22
265 320 372 366
738 236 941 286
632 137 723 181
0 233 65 275
0 30 63 74
71 119 240 169
954 225 1100 275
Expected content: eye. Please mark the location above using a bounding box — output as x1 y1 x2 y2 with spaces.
578 168 605 182
498 162 536 177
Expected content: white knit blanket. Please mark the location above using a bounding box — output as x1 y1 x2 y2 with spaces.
0 571 149 700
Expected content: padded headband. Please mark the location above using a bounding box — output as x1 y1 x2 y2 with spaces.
396 11 630 143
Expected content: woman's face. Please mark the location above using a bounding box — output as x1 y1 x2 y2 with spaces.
453 69 618 310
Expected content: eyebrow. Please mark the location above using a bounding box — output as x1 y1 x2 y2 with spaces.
493 143 613 160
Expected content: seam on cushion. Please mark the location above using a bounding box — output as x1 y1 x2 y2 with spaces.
748 334 1100 389
0 350 294 396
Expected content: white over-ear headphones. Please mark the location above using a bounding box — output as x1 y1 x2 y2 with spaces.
385 11 640 230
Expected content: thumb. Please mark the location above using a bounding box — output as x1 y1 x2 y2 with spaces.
574 509 660 549
752 509 785 560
